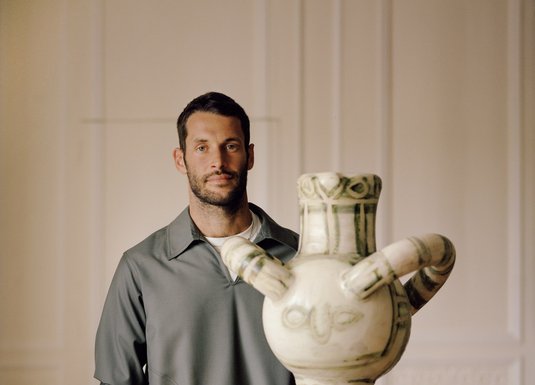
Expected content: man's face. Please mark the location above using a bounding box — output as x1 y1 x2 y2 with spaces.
174 111 254 209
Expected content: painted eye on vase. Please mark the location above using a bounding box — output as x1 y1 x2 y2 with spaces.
282 306 309 328
331 308 364 331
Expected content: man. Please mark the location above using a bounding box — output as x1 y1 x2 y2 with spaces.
94 92 298 385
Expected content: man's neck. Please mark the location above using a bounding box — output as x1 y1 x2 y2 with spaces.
188 197 253 238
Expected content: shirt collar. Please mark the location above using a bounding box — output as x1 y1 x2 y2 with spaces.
250 203 298 249
165 207 202 260
165 203 298 261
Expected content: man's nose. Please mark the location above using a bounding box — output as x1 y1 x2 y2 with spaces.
210 148 227 169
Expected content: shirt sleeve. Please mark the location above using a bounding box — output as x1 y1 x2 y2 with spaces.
94 253 148 385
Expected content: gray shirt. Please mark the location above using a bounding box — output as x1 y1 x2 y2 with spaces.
94 204 298 385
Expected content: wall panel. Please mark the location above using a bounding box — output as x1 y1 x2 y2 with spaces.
265 0 303 230
0 0 69 383
390 0 511 344
0 368 60 385
103 0 257 120
102 121 184 281
301 0 336 173
0 0 65 359
340 0 383 175
384 360 519 385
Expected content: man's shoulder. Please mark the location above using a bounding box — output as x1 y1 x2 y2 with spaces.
123 208 191 262
123 223 170 261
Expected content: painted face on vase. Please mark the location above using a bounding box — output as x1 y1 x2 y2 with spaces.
175 111 254 212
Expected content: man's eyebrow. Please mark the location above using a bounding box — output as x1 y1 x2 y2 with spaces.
223 137 243 143
191 137 242 143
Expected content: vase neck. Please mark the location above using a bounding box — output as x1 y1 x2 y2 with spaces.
296 173 381 258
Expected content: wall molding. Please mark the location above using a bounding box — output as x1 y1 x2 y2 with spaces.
385 359 521 385
331 0 342 171
297 0 305 176
88 0 107 332
253 0 268 118
506 0 523 341
376 0 393 246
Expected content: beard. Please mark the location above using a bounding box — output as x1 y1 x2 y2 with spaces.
187 165 248 213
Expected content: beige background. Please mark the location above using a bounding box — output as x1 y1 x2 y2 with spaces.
1 0 534 384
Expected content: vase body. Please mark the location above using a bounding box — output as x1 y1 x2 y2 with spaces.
263 173 411 385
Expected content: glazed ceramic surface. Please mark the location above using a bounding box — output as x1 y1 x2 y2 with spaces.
221 173 455 385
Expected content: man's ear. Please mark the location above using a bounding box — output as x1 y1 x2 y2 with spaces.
247 143 254 170
173 148 187 174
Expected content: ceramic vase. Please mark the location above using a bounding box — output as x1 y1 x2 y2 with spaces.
221 173 455 385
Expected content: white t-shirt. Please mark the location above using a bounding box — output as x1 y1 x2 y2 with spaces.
205 211 262 280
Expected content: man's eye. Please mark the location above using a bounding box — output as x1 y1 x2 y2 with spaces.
195 145 207 152
226 144 239 151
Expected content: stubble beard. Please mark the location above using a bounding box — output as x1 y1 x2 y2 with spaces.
187 165 249 214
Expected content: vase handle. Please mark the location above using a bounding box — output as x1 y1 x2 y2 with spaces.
221 236 294 301
342 233 455 315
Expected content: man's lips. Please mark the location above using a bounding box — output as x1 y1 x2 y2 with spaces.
205 172 235 183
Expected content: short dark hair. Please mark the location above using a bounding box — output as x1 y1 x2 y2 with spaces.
176 92 250 151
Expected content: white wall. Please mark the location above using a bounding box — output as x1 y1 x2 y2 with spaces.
0 0 533 384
